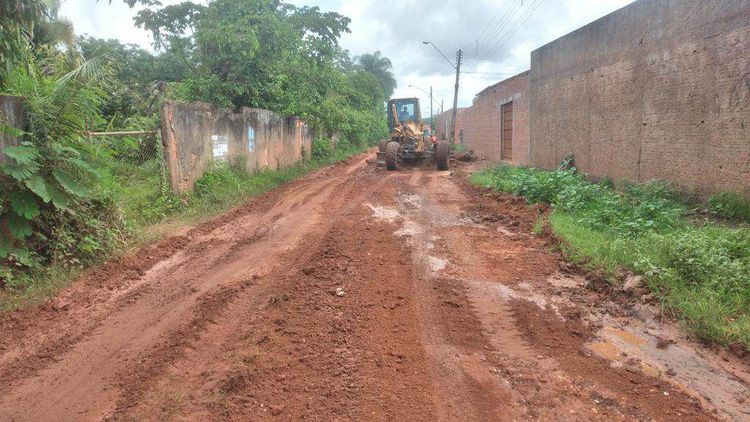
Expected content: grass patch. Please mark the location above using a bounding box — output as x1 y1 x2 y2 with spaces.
471 164 750 350
708 191 750 224
0 140 365 312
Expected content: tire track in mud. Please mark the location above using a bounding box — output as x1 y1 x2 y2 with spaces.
0 155 746 421
0 155 373 421
368 167 721 421
121 160 441 420
110 158 391 419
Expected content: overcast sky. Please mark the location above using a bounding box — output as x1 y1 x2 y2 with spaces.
60 0 635 110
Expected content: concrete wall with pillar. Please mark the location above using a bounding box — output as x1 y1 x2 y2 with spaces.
161 101 312 195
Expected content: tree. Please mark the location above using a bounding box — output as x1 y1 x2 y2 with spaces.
32 0 75 50
132 0 387 143
0 0 48 81
357 50 397 99
1 47 123 276
135 0 351 114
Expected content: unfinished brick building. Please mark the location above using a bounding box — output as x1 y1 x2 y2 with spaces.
433 107 466 143
529 0 750 195
462 71 530 165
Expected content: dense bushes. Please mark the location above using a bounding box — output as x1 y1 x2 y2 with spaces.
1 0 388 304
471 164 750 350
471 165 686 236
0 50 131 286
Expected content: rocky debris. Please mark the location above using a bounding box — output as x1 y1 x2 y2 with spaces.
454 151 477 162
270 405 284 416
622 275 644 292
52 299 72 311
655 335 675 349
640 293 656 304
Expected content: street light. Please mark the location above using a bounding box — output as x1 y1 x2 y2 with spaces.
422 40 463 144
422 41 457 70
408 84 429 95
408 84 436 132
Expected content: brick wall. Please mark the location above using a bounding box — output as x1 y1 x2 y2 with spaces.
462 71 530 164
530 0 750 195
433 107 466 142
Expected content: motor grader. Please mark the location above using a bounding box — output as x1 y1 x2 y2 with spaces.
377 98 449 171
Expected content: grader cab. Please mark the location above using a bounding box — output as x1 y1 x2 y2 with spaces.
377 98 449 171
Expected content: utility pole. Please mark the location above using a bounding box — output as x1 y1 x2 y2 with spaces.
441 99 445 138
449 49 463 144
429 85 433 134
422 41 461 141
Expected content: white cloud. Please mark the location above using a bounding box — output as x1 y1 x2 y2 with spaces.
59 0 636 106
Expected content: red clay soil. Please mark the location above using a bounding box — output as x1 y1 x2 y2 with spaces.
0 153 747 421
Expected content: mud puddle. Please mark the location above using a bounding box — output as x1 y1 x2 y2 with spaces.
588 311 750 420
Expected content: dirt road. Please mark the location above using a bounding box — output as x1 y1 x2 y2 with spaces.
0 154 748 421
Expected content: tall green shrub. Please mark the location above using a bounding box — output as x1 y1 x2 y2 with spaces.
1 50 127 285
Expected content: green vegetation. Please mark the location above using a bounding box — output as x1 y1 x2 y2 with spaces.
450 143 466 153
471 164 750 350
1 47 128 285
708 191 750 224
190 139 362 217
356 51 397 99
0 0 390 304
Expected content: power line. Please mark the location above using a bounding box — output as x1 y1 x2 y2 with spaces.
477 1 530 60
476 0 525 55
481 0 543 60
474 1 514 49
463 71 519 75
477 0 522 47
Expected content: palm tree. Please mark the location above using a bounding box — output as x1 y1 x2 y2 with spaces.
357 50 397 99
0 0 75 82
1 0 47 78
34 0 76 51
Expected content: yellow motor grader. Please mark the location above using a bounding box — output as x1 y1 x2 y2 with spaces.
377 98 449 171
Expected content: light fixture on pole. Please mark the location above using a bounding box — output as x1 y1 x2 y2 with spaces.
422 41 462 144
408 84 435 132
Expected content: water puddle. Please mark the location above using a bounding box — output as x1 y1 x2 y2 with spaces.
587 317 750 421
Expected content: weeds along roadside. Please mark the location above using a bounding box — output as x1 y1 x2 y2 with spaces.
470 164 750 352
0 136 366 312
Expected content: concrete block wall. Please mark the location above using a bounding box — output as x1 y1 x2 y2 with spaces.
0 95 24 165
161 101 312 194
462 71 530 164
530 0 750 195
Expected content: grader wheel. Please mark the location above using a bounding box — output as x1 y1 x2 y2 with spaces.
385 141 399 171
435 140 449 171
